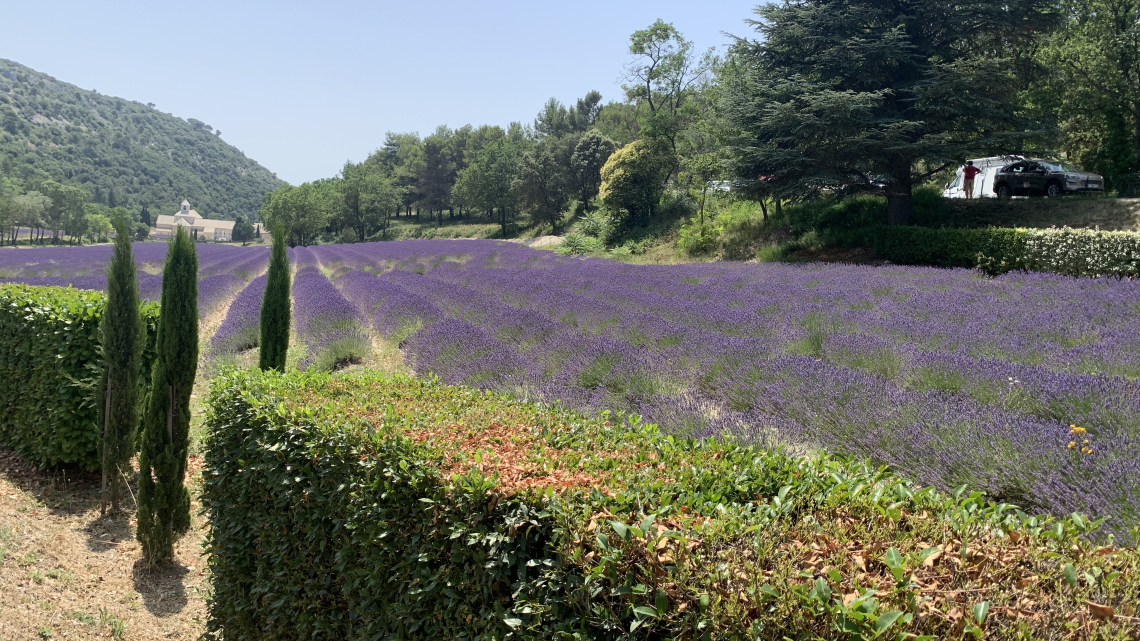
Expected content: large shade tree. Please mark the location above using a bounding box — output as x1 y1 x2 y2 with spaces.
718 0 1059 224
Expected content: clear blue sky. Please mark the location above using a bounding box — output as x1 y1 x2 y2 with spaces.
3 1 760 185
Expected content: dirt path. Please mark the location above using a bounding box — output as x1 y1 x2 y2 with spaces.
0 451 208 640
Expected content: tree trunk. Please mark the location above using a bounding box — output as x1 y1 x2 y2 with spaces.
885 158 914 226
1133 99 1140 169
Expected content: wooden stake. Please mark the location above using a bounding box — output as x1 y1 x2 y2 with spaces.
100 380 111 516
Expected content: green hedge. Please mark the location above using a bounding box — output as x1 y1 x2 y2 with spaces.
842 225 1140 277
0 284 158 469
202 370 1138 640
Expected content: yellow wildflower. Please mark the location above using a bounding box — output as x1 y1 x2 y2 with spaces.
1067 441 1076 449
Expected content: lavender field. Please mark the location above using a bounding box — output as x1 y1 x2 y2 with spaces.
2 239 1138 536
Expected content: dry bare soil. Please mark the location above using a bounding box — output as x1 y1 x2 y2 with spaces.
0 450 208 640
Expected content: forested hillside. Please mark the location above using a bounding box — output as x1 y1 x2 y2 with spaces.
0 59 283 219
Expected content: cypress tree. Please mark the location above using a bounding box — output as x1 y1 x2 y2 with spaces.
137 226 198 563
258 225 290 371
99 213 143 514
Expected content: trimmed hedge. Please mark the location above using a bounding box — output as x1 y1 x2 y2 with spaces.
0 284 158 469
202 370 1140 640
840 225 1140 277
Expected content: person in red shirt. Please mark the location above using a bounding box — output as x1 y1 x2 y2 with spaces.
962 161 983 199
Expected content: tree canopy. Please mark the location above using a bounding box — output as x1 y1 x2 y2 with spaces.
717 0 1060 224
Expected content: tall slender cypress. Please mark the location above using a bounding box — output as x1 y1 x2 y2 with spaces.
99 213 143 514
258 225 290 371
137 226 198 563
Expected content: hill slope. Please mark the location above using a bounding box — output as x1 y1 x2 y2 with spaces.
0 59 284 219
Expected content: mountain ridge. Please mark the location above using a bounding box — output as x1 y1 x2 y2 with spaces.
0 58 284 219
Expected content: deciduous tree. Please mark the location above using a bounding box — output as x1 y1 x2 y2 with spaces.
572 131 618 209
623 20 717 155
259 182 333 246
232 216 254 244
1034 0 1140 187
513 143 570 233
599 138 674 223
453 138 527 236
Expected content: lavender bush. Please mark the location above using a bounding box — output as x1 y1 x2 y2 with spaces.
319 240 1140 538
209 274 268 362
4 238 1138 537
292 248 371 371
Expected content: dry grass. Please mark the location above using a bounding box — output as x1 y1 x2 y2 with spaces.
0 451 208 640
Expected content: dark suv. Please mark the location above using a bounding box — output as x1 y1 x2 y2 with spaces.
993 160 1104 198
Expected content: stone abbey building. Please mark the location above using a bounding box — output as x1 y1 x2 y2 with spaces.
153 200 236 241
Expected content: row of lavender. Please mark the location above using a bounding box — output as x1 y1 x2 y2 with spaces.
304 240 1140 539
206 247 371 370
0 243 269 319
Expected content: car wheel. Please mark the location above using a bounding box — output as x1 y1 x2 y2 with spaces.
1046 182 1063 198
996 184 1011 199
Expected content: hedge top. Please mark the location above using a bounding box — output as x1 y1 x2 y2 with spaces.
208 369 1140 638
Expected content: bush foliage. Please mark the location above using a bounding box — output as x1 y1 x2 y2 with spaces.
0 283 157 469
863 225 1140 277
202 369 1140 640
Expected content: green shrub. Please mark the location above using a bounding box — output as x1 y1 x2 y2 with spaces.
868 226 988 268
864 225 1139 278
0 284 158 469
555 232 606 256
576 209 614 242
676 218 720 255
1018 226 1140 278
202 369 1136 640
778 187 952 233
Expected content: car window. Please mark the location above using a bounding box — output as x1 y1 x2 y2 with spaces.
1026 162 1044 172
1004 163 1025 173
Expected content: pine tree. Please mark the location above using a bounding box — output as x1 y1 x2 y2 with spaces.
140 205 151 227
258 225 290 371
137 226 198 563
99 213 143 514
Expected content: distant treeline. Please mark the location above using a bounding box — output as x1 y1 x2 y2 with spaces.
0 177 151 245
266 0 1140 244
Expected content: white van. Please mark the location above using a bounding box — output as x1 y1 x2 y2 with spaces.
942 155 1024 199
